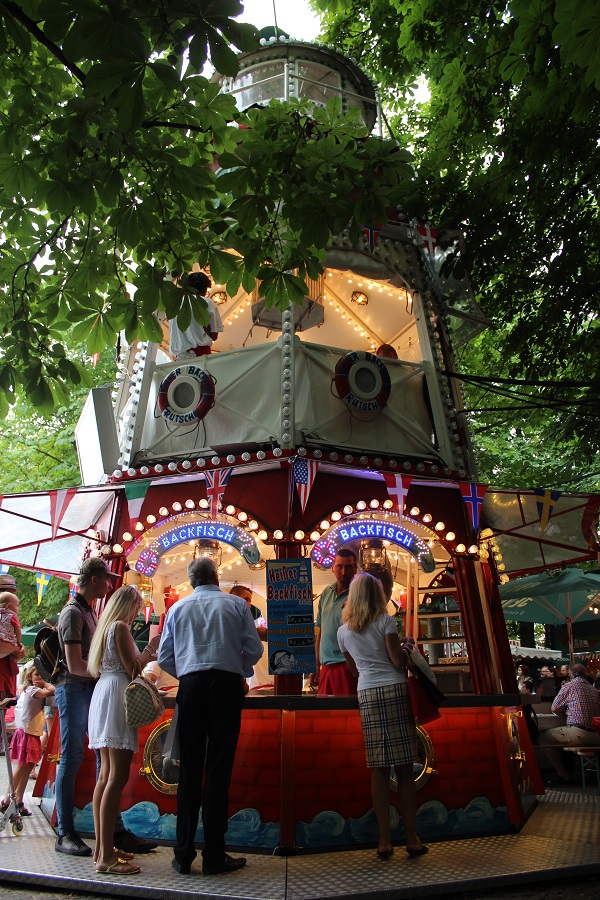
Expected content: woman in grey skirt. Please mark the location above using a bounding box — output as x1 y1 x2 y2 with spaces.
337 572 427 860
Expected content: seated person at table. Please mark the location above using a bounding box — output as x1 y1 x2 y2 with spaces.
543 663 600 784
538 665 558 701
144 660 179 696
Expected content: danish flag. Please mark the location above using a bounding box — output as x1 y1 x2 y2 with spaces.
205 468 232 518
416 225 438 255
383 474 413 524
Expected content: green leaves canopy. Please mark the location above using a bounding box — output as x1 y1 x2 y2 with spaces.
0 0 414 415
315 0 600 486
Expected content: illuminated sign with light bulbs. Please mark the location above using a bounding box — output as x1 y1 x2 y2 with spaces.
133 514 261 575
311 519 436 573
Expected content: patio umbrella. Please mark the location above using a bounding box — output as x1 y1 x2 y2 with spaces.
498 567 600 663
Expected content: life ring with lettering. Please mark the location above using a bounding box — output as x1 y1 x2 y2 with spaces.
334 351 391 416
157 365 215 426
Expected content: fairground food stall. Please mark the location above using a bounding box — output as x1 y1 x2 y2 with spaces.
2 33 599 852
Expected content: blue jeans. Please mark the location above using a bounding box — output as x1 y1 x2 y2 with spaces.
55 681 94 836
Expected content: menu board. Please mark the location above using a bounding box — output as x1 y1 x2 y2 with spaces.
266 558 316 675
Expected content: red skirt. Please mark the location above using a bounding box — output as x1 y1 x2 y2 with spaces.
10 729 42 766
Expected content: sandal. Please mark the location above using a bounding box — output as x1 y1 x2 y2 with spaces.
114 849 134 860
96 860 141 875
0 799 9 814
17 802 32 817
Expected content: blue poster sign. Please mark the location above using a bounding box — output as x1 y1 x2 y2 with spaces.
266 559 316 676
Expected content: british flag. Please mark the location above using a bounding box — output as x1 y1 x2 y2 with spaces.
293 458 319 514
362 225 381 251
205 467 233 518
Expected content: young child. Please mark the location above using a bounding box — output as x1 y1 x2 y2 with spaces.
1 664 54 816
0 591 22 658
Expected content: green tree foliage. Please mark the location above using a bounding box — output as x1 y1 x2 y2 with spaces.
0 0 413 414
0 347 116 495
15 569 69 629
315 0 600 482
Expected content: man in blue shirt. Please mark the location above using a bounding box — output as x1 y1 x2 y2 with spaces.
310 548 359 695
158 557 263 876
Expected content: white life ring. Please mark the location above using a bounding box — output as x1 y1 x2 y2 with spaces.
157 365 215 426
334 351 391 416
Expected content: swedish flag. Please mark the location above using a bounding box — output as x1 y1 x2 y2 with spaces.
533 489 562 534
36 571 51 605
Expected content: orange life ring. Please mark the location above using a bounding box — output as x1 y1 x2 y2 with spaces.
334 351 391 415
158 364 215 425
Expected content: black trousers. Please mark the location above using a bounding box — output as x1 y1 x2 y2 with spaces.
174 669 244 867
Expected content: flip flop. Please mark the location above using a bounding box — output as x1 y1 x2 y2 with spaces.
96 860 141 875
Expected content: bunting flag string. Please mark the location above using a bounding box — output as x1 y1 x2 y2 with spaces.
205 468 233 519
49 488 78 539
382 473 413 524
36 571 51 605
458 482 488 534
293 458 319 514
124 480 152 526
533 488 562 533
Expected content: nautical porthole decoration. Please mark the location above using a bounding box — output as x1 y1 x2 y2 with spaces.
157 364 215 426
334 351 391 417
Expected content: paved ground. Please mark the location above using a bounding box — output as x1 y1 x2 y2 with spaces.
1 876 600 900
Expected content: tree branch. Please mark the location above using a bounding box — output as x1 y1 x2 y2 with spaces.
1 1 87 84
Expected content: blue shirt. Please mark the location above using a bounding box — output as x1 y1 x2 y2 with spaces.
158 584 263 679
315 583 349 665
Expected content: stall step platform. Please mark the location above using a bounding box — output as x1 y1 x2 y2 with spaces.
1 787 599 900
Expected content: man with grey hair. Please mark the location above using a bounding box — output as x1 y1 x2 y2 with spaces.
543 662 600 784
158 557 263 876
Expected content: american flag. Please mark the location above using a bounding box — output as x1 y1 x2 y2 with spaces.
205 467 233 518
383 473 413 524
459 482 488 534
293 459 319 514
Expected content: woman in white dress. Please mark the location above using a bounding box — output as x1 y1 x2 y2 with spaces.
337 573 427 860
88 586 160 875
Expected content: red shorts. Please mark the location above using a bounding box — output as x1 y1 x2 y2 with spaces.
318 662 358 696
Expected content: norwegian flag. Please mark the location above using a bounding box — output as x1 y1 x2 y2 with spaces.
293 458 319 514
416 224 438 255
205 467 232 518
362 225 381 251
383 473 413 524
459 482 488 534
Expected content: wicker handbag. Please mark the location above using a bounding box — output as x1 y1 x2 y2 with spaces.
124 664 165 728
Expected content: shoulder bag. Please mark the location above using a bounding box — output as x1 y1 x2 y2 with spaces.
405 649 445 726
124 661 165 728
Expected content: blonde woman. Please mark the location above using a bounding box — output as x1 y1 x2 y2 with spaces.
88 586 160 875
337 572 427 860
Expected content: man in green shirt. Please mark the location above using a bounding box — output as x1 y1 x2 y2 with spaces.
310 548 358 695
